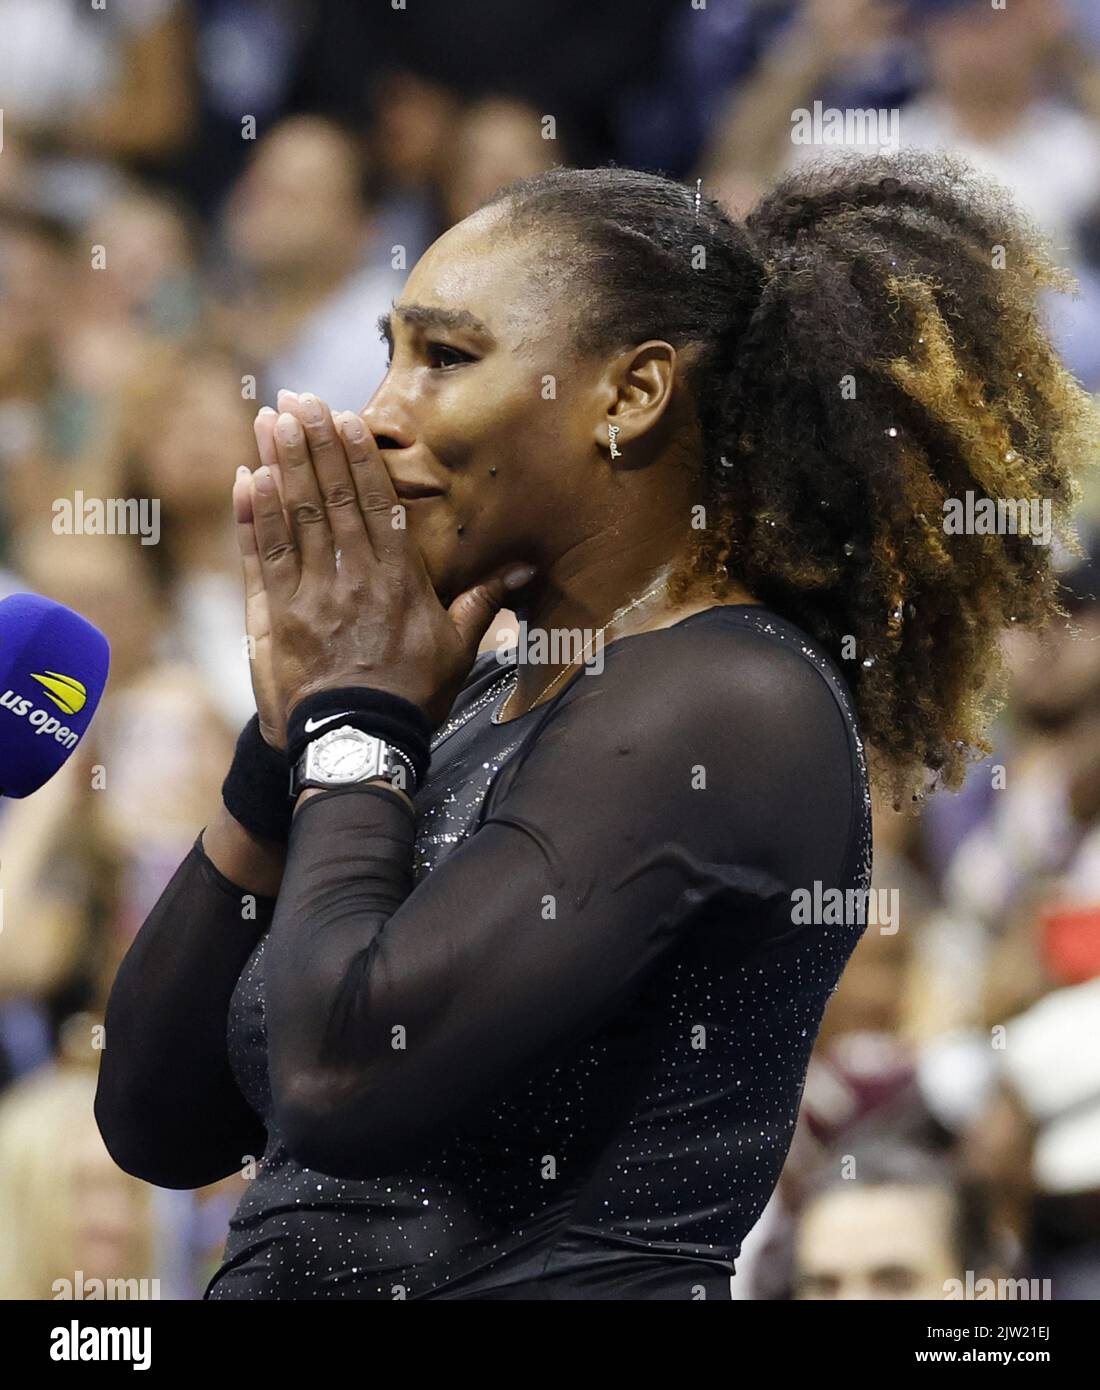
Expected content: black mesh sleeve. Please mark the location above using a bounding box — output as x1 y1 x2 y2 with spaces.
94 837 274 1189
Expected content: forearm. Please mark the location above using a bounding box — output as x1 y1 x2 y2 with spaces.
95 836 272 1188
264 785 420 1175
202 801 287 898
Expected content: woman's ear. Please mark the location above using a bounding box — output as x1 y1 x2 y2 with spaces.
596 340 678 456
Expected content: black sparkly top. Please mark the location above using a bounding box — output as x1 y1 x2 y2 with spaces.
96 605 872 1300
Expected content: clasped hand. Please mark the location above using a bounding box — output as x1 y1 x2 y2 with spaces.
232 391 534 750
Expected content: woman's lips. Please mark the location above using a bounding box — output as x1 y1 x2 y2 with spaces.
391 479 444 500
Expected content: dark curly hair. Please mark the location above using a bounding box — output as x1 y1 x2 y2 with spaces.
485 153 1100 806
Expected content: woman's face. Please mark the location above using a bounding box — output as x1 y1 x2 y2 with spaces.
361 206 602 606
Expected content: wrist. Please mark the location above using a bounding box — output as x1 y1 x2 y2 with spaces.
222 714 294 844
203 802 286 899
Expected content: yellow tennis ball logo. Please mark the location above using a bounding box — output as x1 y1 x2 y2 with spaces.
30 670 87 716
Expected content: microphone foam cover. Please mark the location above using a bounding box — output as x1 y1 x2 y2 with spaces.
0 593 110 798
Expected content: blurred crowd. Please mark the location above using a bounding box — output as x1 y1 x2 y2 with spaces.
2 0 1100 1300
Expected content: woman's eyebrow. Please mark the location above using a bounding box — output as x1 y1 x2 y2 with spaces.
376 304 496 345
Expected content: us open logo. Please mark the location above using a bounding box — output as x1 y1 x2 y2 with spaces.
0 671 85 750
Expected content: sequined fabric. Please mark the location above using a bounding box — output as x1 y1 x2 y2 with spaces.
205 606 873 1300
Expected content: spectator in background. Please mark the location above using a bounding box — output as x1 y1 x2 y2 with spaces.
49 189 202 459
985 977 1100 1298
699 0 913 215
363 68 459 271
117 346 259 728
0 204 75 556
0 0 194 226
80 191 202 344
0 1065 157 1300
701 0 1100 387
894 0 1100 390
702 0 1100 249
215 116 406 412
83 665 237 964
890 0 1100 256
0 187 203 564
791 1143 1001 1299
438 97 564 226
904 561 1100 1297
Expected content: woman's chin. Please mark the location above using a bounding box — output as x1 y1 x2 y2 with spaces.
415 544 468 608
404 517 487 607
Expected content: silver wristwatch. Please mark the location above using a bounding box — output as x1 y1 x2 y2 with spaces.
290 724 416 798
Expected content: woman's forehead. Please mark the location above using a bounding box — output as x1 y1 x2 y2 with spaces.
401 216 568 344
408 210 519 301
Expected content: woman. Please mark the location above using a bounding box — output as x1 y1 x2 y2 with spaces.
95 154 1094 1299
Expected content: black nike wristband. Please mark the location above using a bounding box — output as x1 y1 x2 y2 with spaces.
286 687 432 789
221 715 292 843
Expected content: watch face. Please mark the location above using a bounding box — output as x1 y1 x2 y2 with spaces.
314 731 380 782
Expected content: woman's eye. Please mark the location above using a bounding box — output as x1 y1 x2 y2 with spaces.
426 343 473 370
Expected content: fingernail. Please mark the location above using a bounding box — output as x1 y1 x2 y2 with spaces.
298 393 323 424
503 563 537 590
256 406 276 417
276 413 302 444
236 465 250 477
340 413 365 442
255 466 276 492
276 389 299 410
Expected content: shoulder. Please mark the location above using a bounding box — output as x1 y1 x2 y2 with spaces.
494 605 865 879
566 605 856 745
518 605 862 821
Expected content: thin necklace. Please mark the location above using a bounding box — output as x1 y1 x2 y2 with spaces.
494 577 670 723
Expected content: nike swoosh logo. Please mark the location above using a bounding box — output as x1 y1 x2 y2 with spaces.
303 711 354 733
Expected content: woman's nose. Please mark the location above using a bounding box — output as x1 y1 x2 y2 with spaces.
360 393 415 451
